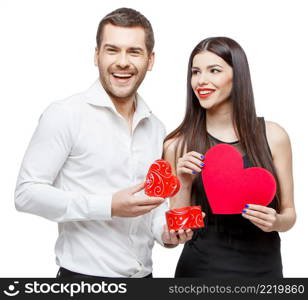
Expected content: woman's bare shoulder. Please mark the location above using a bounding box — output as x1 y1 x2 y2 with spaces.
163 135 186 162
264 120 291 157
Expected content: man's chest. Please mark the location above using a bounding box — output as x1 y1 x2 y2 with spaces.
66 114 163 177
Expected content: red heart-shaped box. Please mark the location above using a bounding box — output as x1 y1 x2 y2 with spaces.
145 159 180 198
165 206 205 230
201 144 276 214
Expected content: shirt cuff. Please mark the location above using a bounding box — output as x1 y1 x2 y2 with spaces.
152 214 166 246
88 194 112 221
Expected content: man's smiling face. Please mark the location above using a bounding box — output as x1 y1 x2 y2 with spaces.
95 23 154 101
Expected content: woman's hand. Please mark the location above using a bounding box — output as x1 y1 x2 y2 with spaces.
161 225 194 248
177 151 205 186
242 204 281 232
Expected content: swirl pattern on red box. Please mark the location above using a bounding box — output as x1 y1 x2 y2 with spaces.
145 159 180 198
165 206 205 230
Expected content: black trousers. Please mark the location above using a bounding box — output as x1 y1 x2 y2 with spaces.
56 267 153 279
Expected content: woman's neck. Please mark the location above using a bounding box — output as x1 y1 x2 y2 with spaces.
206 101 238 140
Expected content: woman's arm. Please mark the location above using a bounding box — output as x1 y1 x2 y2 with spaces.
242 121 296 232
163 138 205 209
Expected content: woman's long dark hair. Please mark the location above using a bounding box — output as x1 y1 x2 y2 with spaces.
164 37 281 211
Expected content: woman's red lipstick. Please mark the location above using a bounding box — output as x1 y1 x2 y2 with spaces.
196 88 216 99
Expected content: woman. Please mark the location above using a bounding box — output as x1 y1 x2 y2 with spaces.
163 37 296 278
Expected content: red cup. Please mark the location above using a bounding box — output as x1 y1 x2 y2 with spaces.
165 205 205 230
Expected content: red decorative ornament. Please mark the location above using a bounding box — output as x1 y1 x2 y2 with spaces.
201 144 277 214
145 159 180 198
165 206 205 230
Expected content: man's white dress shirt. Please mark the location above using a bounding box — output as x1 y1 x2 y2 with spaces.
15 80 167 277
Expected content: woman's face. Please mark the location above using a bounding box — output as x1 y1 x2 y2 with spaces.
191 50 233 110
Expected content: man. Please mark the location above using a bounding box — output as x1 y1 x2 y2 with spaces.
15 8 193 278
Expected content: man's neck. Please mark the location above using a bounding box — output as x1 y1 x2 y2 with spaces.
110 95 136 122
109 95 136 136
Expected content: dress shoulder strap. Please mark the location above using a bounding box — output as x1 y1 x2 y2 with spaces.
258 117 273 158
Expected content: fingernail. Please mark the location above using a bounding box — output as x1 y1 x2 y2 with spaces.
192 170 197 174
200 162 205 167
245 204 249 208
242 209 246 213
200 155 205 159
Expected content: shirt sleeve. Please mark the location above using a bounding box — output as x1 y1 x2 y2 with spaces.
151 199 168 246
14 103 112 222
150 122 168 245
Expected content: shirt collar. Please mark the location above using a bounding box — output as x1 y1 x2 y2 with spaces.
85 79 152 119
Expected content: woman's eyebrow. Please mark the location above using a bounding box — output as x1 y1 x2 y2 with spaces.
207 64 223 68
192 64 223 69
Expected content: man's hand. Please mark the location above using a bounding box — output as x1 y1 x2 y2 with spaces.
112 181 164 217
161 225 194 248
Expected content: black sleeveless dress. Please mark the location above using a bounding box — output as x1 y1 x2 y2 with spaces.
175 123 283 278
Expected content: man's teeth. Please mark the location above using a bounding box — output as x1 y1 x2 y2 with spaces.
113 73 133 78
199 90 214 95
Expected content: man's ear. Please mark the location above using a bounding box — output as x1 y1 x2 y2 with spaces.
147 51 155 71
94 47 99 66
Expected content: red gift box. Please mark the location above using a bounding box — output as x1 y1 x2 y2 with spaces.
165 206 205 230
145 159 180 198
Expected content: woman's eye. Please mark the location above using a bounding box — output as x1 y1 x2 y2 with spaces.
192 70 200 75
210 68 221 73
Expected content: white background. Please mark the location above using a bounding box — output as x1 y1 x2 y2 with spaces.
0 0 307 277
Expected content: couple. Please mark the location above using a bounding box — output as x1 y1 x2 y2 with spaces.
15 8 295 278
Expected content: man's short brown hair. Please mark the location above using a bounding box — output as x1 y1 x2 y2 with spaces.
96 7 155 54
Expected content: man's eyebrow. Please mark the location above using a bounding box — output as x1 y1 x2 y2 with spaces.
103 44 120 49
103 44 144 53
128 47 144 53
